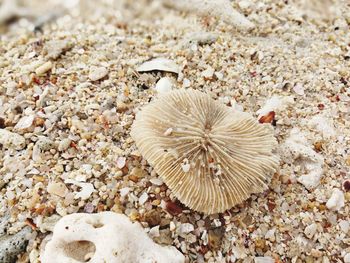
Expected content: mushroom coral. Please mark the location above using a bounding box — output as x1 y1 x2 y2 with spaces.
131 89 278 214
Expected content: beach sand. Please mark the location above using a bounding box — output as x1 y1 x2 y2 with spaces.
0 0 349 262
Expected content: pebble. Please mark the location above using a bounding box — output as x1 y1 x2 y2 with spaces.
14 115 35 130
116 157 126 169
304 223 317 239
47 182 68 197
89 66 109 81
178 223 194 234
344 253 350 263
150 178 163 186
254 257 275 263
201 66 215 79
149 226 160 238
326 189 345 210
120 187 130 197
0 129 26 150
58 138 71 152
208 227 224 250
44 39 72 60
143 210 161 227
154 77 173 95
169 221 176 231
293 83 305 95
0 225 32 263
339 220 349 233
35 61 53 75
139 192 148 205
0 216 32 263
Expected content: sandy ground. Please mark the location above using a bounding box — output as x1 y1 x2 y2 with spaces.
0 0 350 262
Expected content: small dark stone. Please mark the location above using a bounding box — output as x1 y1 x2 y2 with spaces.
0 118 5 129
143 210 161 227
343 180 350 192
208 227 225 250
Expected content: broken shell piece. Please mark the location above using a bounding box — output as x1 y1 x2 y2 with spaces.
14 115 35 130
89 66 108 81
131 89 278 214
47 182 68 197
137 58 179 74
43 39 73 60
0 129 26 150
35 61 53 76
41 212 184 263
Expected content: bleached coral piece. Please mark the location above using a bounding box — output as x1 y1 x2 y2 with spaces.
326 189 345 211
257 96 294 118
41 212 184 263
164 0 255 29
308 115 336 139
279 128 323 190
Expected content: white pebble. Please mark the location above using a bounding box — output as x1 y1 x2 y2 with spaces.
170 221 176 231
120 187 130 197
293 83 305 95
116 157 126 169
254 257 275 263
179 223 194 234
201 66 215 79
150 178 163 186
47 182 67 197
89 66 108 81
0 129 25 150
326 189 345 210
339 220 349 233
35 61 53 75
344 253 350 263
149 226 160 238
155 77 173 95
182 78 191 88
139 192 148 205
304 223 317 239
58 138 71 152
14 115 35 130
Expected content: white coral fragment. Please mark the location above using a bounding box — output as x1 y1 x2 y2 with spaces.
279 128 323 190
257 96 294 118
131 89 278 214
41 212 184 263
326 189 345 211
65 179 95 200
